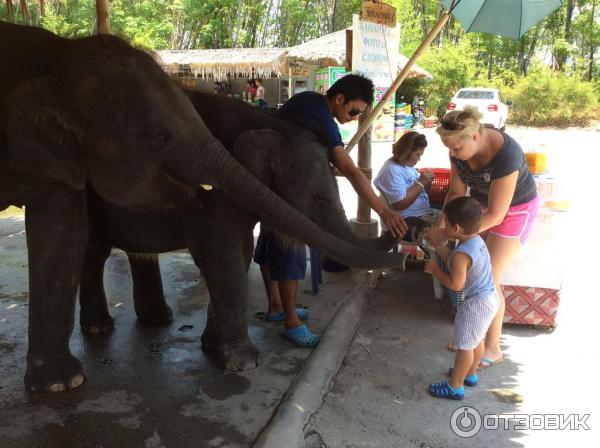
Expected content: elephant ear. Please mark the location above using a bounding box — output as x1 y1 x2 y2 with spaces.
232 129 287 187
5 77 86 190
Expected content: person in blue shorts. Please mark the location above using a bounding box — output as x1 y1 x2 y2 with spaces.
254 74 408 348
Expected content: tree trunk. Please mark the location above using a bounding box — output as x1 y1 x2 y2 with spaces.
555 0 576 71
96 0 110 35
331 0 339 32
518 26 541 76
6 0 14 18
18 0 30 22
589 0 597 81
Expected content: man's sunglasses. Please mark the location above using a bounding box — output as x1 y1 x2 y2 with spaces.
349 108 363 117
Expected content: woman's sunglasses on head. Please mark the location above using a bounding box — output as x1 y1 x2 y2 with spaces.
440 120 465 131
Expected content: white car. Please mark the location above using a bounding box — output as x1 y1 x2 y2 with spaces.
446 88 511 130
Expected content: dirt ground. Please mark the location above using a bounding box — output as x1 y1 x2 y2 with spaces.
306 124 600 447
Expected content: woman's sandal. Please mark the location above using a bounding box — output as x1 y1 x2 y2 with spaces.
478 356 503 369
282 324 320 348
429 381 464 400
255 307 309 322
448 368 478 387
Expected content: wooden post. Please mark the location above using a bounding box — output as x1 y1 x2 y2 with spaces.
349 105 378 238
345 10 452 154
96 0 110 35
356 105 373 224
345 29 353 71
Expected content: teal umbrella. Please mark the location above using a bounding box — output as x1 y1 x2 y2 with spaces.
443 0 564 39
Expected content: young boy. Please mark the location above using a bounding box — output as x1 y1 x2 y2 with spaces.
424 197 499 400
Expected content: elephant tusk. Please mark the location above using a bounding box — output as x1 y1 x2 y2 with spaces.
199 184 213 190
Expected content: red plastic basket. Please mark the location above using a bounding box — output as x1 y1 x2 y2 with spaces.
420 168 451 205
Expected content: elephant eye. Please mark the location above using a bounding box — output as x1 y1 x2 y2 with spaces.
142 127 170 151
312 192 328 204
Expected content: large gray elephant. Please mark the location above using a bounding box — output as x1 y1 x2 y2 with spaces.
0 23 399 392
79 91 402 371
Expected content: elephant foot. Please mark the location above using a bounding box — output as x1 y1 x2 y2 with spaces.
80 314 115 335
136 305 173 326
201 333 260 371
25 353 85 392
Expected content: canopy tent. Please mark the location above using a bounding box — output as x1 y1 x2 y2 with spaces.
156 29 431 81
156 48 289 80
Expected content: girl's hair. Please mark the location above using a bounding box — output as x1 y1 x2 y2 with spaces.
436 105 483 140
443 196 482 234
392 131 428 164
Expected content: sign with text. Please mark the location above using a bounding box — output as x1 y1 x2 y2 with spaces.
360 1 396 27
352 13 399 142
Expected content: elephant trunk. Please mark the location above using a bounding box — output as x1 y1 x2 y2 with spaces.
319 207 398 252
184 139 406 269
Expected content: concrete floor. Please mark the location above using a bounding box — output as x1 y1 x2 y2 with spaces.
0 212 359 448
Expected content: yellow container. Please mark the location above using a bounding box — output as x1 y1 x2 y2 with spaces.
525 152 547 175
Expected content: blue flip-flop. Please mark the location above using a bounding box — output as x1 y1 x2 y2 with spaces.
429 380 464 400
282 324 320 348
256 307 309 322
448 368 478 387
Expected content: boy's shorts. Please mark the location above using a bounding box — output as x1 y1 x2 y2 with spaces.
453 290 500 350
253 230 306 281
485 195 540 245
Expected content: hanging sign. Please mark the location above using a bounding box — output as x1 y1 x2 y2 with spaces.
352 13 399 142
360 1 396 27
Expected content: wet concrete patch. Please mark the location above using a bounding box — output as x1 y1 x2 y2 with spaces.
199 373 251 400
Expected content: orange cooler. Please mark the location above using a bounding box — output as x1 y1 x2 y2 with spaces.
525 152 547 174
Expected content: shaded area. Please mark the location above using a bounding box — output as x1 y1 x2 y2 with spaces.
0 215 357 448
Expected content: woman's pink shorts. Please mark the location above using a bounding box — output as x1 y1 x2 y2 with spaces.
485 195 540 245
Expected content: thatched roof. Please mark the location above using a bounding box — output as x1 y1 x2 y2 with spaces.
156 29 431 80
287 29 431 79
156 48 288 80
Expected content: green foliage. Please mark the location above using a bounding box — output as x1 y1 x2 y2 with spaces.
417 41 477 117
507 65 599 127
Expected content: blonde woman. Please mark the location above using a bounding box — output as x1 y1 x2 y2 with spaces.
426 106 539 368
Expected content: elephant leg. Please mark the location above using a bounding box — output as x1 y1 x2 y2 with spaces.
127 253 173 325
188 212 259 371
24 187 88 392
79 235 114 335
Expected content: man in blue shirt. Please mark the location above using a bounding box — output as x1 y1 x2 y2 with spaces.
254 74 407 347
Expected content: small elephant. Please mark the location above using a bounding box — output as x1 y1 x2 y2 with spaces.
79 91 402 371
2 23 385 391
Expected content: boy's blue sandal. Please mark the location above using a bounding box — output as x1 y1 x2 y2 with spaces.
256 307 309 322
448 368 478 387
282 324 320 348
429 381 464 400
